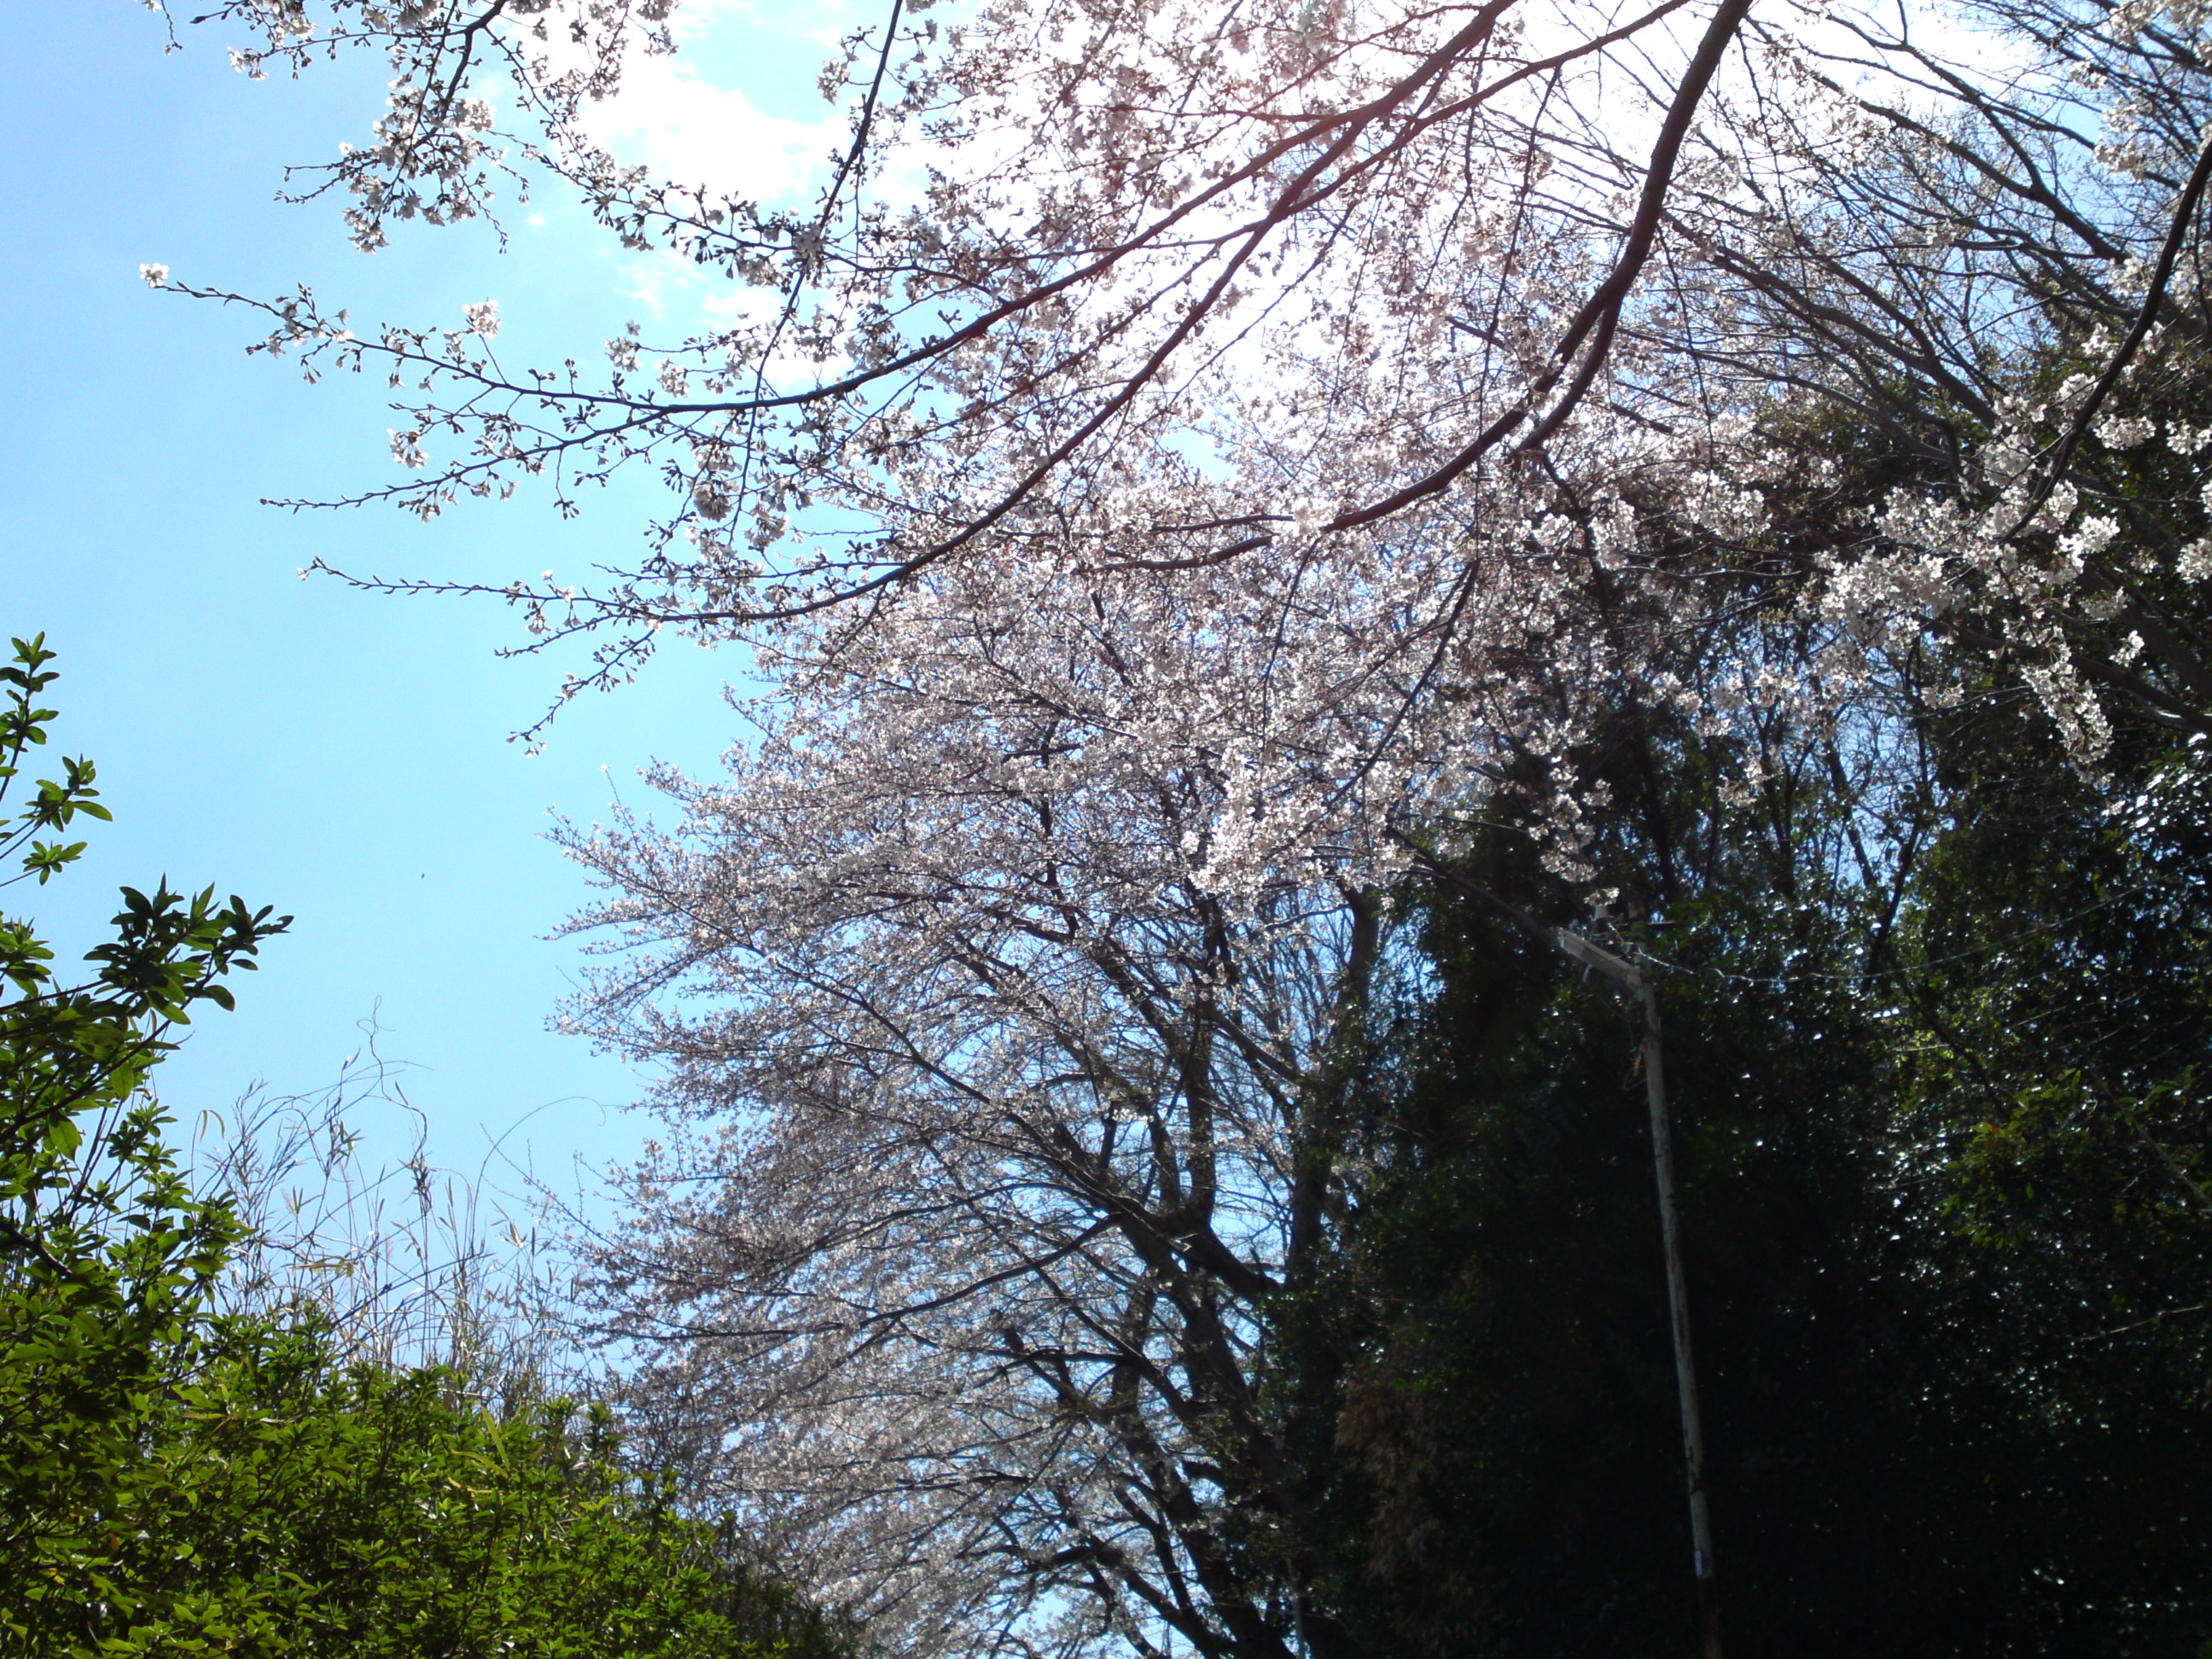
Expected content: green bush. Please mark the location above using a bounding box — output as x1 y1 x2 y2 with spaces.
27 1318 851 1658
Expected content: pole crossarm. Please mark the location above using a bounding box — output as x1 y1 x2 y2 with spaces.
1553 925 1644 989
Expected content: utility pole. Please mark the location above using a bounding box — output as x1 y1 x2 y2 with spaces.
1390 839 1722 1658
1557 927 1722 1659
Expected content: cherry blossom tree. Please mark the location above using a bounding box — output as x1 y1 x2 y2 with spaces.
552 497 1730 1654
1634 0 2212 762
159 0 2212 762
165 0 1770 703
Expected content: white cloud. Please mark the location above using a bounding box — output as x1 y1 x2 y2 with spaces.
584 55 843 206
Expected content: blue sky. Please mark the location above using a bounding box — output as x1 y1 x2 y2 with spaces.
5 3 849 1208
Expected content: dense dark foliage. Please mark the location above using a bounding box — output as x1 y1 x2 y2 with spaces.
1272 585 2212 1656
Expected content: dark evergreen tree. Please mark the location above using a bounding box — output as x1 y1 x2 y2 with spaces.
1272 480 2212 1656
